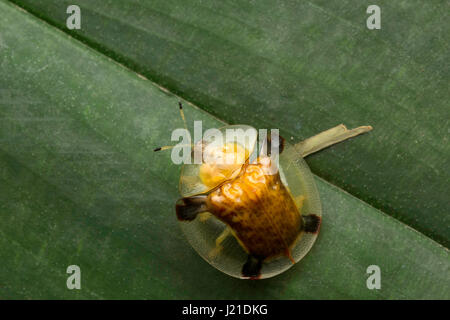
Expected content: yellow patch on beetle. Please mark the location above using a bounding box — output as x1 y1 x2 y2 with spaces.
199 142 248 189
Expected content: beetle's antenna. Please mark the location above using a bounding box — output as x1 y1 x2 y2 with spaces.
154 102 193 152
179 102 189 133
153 144 193 152
179 102 193 148
153 146 171 152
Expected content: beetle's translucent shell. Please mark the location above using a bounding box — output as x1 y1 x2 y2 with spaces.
178 125 322 279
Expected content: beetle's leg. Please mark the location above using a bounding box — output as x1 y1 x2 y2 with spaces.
266 130 285 155
208 226 232 259
176 195 208 221
295 124 372 157
303 214 322 233
242 255 264 279
198 212 212 222
294 195 305 211
285 247 295 264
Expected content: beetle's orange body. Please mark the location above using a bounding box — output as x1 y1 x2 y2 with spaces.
175 141 322 278
206 157 302 260
174 129 323 278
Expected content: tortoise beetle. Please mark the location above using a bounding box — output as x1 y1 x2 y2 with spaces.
155 102 372 279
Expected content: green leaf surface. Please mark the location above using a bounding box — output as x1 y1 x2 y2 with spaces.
0 1 449 299
9 0 449 246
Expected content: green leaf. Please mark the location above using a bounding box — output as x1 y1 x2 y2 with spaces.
9 0 449 246
0 1 448 299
